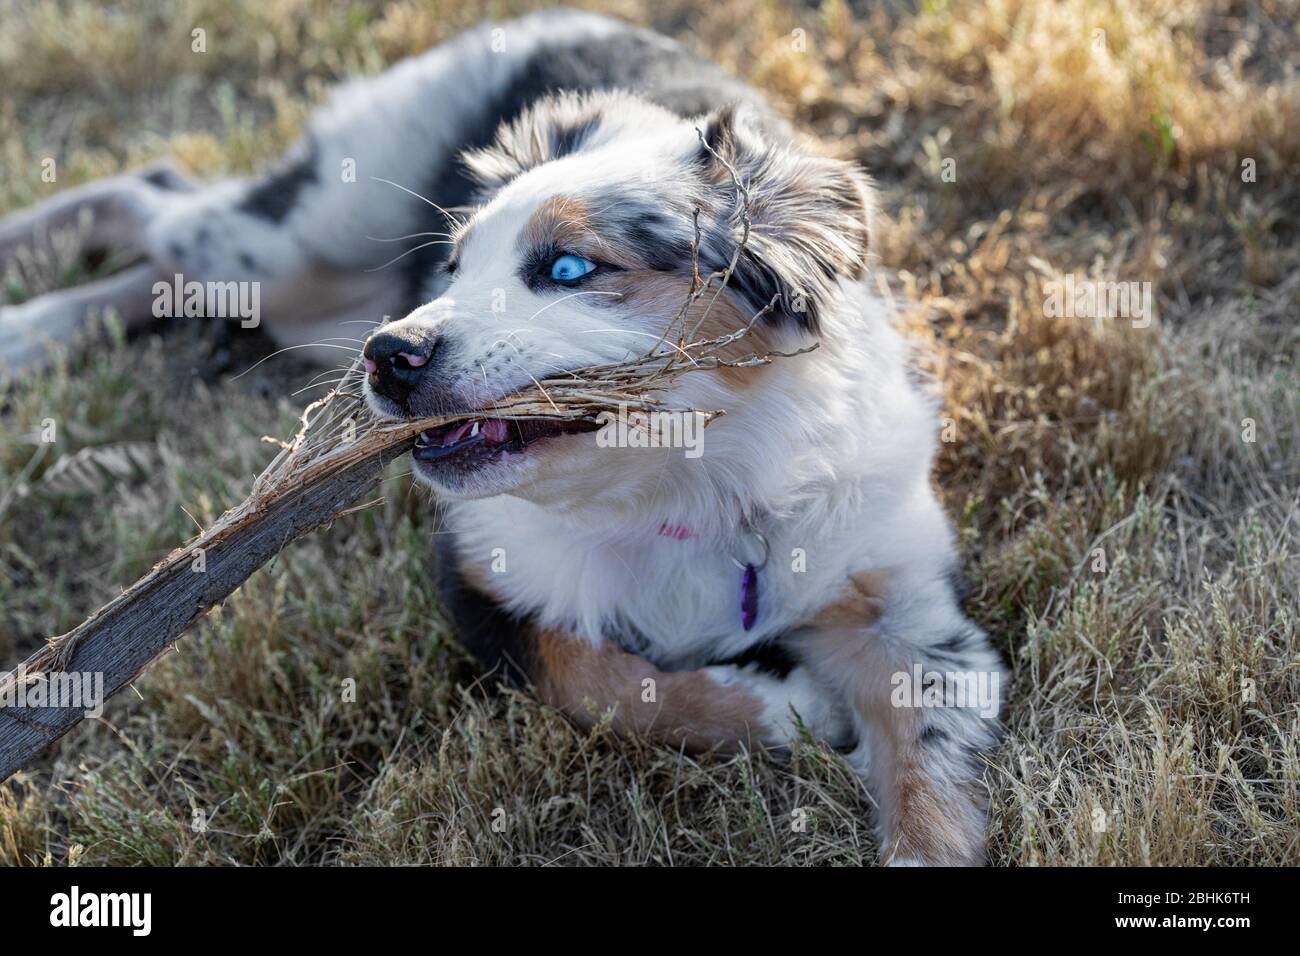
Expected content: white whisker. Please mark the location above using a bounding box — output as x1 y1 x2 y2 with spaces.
364 239 454 272
369 177 462 226
230 343 363 380
365 231 454 243
291 379 345 397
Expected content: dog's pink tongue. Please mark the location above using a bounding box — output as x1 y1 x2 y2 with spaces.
483 419 509 443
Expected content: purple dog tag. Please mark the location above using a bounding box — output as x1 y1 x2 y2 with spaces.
740 563 759 631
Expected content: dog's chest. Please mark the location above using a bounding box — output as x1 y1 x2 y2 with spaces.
449 501 831 668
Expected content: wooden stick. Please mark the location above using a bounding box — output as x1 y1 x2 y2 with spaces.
0 440 409 782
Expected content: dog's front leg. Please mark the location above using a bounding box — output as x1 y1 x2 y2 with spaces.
436 549 852 753
527 628 850 753
801 570 1004 865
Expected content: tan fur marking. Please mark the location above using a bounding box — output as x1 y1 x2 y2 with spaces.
518 195 606 260
518 198 671 272
587 271 780 389
811 570 890 628
532 629 767 752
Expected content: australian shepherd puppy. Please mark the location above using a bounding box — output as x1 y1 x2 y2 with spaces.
0 9 1003 865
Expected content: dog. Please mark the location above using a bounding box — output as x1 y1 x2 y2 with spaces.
0 8 1003 865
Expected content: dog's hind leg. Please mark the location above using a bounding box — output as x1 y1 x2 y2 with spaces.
0 162 207 376
0 263 164 379
137 180 410 365
1 166 406 375
0 160 196 269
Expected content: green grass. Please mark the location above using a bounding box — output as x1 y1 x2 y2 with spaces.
2 0 1298 865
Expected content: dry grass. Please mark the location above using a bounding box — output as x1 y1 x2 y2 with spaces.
1 0 1297 865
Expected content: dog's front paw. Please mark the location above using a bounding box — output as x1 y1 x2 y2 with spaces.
759 665 856 750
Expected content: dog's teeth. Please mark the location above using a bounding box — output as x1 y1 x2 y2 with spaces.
418 431 430 444
470 421 481 437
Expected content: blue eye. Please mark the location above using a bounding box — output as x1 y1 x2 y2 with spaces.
549 254 597 283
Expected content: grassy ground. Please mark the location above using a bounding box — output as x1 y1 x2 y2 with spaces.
1 0 1297 865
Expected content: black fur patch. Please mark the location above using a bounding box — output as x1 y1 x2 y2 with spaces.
702 243 801 327
238 135 320 223
925 626 979 670
430 532 535 687
549 116 600 161
499 20 764 123
711 639 798 679
935 626 973 655
616 208 694 271
607 618 653 658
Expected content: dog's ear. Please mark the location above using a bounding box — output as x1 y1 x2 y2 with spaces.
697 105 874 335
462 93 608 195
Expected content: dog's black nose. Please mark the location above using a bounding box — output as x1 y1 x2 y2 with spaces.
363 330 435 405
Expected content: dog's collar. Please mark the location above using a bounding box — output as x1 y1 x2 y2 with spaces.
657 520 770 631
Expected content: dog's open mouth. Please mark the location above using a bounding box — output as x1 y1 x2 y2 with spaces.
412 415 601 472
